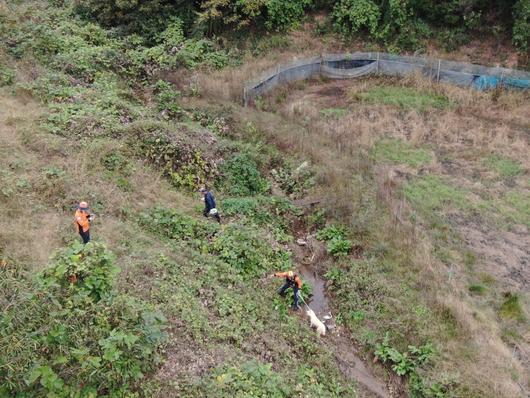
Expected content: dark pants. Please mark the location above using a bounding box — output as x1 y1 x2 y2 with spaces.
79 229 90 244
203 209 221 224
278 282 300 309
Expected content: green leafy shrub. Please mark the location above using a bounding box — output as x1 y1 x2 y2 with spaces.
333 0 381 37
437 28 470 52
375 333 435 376
374 333 446 396
382 0 431 51
176 39 231 69
266 0 313 31
513 0 530 52
38 242 118 301
409 373 451 398
270 161 315 198
101 152 133 175
316 225 352 257
499 293 525 321
74 0 187 37
154 80 182 119
324 259 388 330
211 223 291 277
139 207 218 242
219 153 270 196
127 120 217 189
0 245 167 396
29 72 142 137
198 361 291 397
0 64 15 86
220 195 295 229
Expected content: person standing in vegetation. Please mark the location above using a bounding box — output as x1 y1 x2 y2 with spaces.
199 187 221 224
272 271 303 310
74 201 94 244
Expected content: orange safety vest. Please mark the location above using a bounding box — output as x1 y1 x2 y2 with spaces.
274 271 303 289
74 209 90 233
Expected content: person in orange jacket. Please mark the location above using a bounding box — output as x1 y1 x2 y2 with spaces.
272 270 303 310
74 201 94 244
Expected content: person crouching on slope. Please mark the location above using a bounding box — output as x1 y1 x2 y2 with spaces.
272 271 303 311
199 187 221 224
74 201 94 244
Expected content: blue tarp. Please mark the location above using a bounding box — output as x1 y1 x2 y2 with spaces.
473 75 530 90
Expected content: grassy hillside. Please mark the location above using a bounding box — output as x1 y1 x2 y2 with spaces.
1 1 529 398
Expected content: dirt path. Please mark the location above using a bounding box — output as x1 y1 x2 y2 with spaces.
291 236 395 398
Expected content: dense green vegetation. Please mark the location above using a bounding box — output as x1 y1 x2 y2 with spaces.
1 0 528 397
72 0 530 53
1 243 167 396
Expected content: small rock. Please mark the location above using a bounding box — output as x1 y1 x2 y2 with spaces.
297 239 308 246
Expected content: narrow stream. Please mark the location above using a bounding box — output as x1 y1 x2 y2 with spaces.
299 263 329 316
293 239 392 398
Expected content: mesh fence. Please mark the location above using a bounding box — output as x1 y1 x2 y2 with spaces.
243 52 530 105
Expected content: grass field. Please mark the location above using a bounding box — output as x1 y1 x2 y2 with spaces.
1 1 529 397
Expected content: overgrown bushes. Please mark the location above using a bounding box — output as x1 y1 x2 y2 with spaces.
0 243 166 397
212 223 291 277
139 207 218 242
331 0 529 52
316 224 352 257
218 153 270 196
127 120 218 189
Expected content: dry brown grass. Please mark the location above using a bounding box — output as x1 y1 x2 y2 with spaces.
221 72 529 396
0 88 193 272
192 27 346 103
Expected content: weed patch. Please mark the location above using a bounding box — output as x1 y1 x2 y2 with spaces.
373 138 431 168
219 195 296 240
211 223 291 277
0 64 14 86
403 175 470 214
483 154 523 178
127 120 218 190
494 191 530 228
139 207 218 243
218 153 270 197
316 224 352 257
499 293 525 321
354 86 451 111
468 283 487 295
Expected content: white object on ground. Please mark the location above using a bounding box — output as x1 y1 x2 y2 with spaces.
306 307 326 336
209 208 218 215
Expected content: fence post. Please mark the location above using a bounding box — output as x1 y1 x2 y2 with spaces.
436 59 441 83
376 52 380 74
243 86 247 107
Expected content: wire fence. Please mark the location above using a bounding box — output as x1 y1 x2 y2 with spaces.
243 52 530 106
